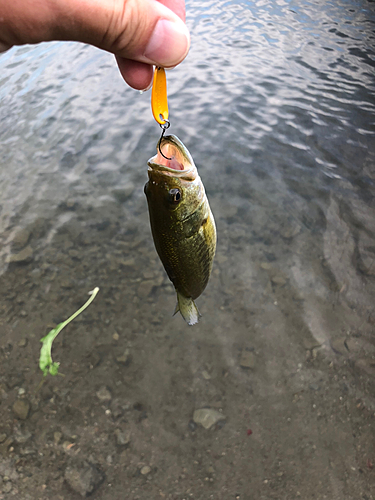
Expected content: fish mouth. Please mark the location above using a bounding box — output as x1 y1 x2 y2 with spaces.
148 135 196 177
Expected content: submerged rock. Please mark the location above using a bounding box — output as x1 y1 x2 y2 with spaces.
12 399 30 420
239 350 256 369
12 228 31 249
64 462 104 497
8 246 33 264
96 386 112 402
193 408 226 430
140 465 151 475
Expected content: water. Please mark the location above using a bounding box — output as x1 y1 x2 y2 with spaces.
0 0 375 498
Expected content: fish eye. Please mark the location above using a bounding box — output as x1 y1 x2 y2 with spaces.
168 188 182 204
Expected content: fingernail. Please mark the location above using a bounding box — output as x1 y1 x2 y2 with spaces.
144 19 190 67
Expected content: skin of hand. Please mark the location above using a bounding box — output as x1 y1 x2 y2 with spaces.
0 0 189 90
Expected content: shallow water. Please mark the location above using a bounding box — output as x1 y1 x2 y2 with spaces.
0 0 375 499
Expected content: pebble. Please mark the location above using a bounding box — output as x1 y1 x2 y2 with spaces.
2 481 12 493
193 409 226 430
14 428 32 444
64 462 104 497
140 465 151 475
96 387 112 402
12 228 31 249
119 258 135 267
188 420 198 432
0 434 6 443
12 399 30 420
114 429 130 446
17 339 28 348
8 246 33 264
216 253 228 265
68 249 80 259
281 225 301 238
137 280 154 299
239 350 256 369
116 349 130 365
356 358 375 377
260 262 273 270
202 370 211 380
271 275 287 286
54 431 62 445
112 332 120 341
330 338 348 356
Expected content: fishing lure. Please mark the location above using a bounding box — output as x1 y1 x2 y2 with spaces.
151 67 171 160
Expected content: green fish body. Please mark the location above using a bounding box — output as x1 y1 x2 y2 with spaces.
144 135 216 325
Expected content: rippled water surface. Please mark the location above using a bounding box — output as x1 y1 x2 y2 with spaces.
1 1 375 499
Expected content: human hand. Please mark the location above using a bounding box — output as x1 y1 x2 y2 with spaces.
0 0 190 90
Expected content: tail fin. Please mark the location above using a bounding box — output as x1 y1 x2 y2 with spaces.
174 291 201 326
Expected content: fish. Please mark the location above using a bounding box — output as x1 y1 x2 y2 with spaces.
144 135 216 325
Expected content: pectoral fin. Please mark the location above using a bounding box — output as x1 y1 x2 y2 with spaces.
174 291 201 326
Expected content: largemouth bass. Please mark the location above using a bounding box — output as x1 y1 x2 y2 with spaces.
144 135 216 325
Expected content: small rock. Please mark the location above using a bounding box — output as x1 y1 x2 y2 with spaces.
14 428 32 444
8 246 33 264
18 339 28 348
330 338 348 356
140 465 151 475
116 349 130 365
271 275 287 286
2 481 12 493
239 350 256 369
355 358 375 377
68 249 80 259
20 310 28 317
114 429 130 446
188 420 197 432
142 270 155 280
193 408 226 430
112 332 120 341
96 387 112 402
12 228 31 249
0 434 6 443
137 280 154 299
216 253 228 265
64 462 104 497
54 431 62 445
281 225 300 239
260 262 273 270
12 399 30 420
202 370 211 380
119 258 135 267
18 388 25 395
19 447 36 456
0 436 13 452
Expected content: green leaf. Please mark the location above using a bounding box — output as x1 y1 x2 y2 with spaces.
39 287 99 377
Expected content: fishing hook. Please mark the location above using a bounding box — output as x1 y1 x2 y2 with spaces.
158 117 172 160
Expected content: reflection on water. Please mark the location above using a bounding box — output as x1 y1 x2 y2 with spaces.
0 0 375 498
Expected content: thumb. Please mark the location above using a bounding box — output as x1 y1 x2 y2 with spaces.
85 0 190 69
2 0 190 69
